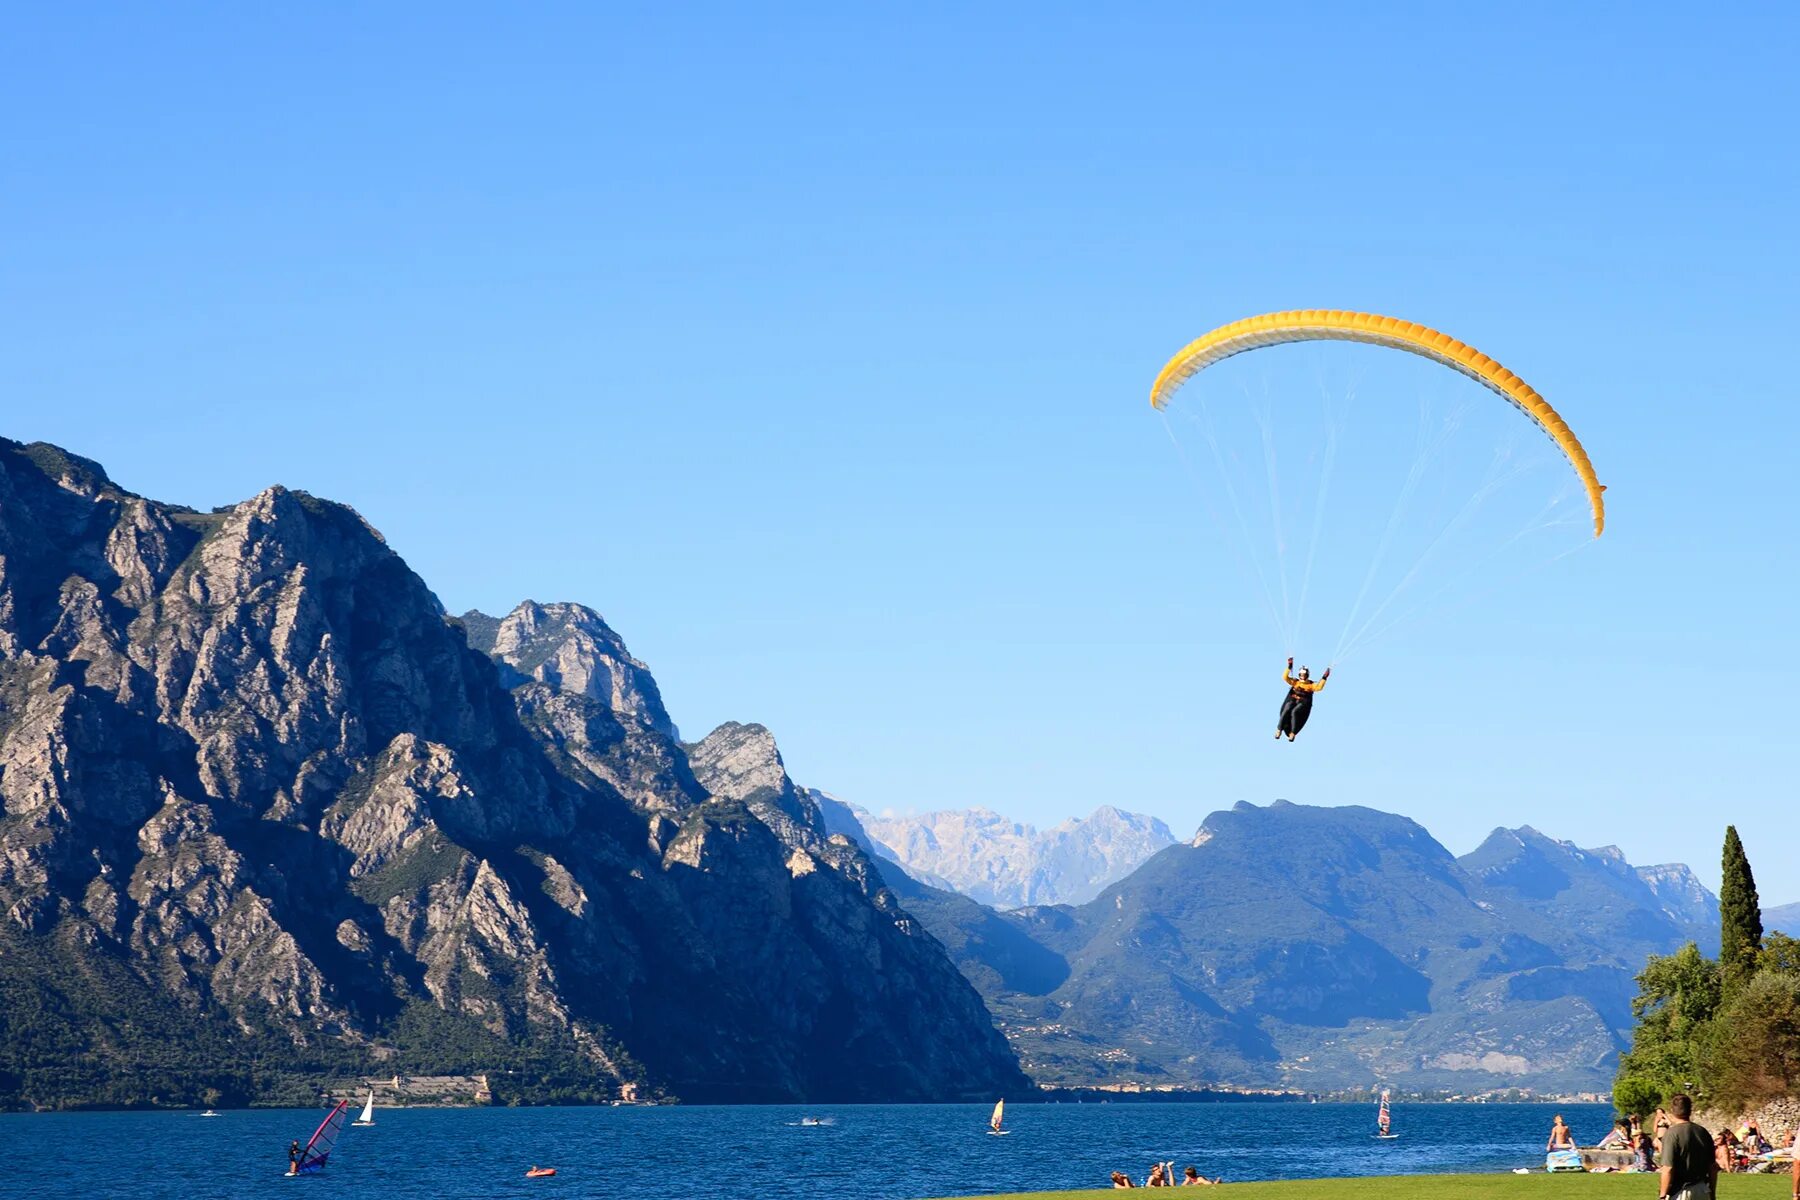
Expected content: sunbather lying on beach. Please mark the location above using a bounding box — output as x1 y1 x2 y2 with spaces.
1182 1165 1222 1185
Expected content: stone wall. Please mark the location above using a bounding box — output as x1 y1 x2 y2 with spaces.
1696 1096 1800 1142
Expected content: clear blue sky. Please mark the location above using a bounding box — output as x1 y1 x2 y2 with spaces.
5 5 1796 897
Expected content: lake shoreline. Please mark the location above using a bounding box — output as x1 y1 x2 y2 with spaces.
925 1174 1795 1200
1 1095 1601 1114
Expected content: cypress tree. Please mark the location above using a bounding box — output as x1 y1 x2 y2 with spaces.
1719 825 1764 997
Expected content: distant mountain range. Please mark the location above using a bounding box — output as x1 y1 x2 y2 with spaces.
827 799 1725 1094
825 801 1176 908
0 435 1765 1106
1765 902 1800 936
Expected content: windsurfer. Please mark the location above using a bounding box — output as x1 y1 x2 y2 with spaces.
287 1140 302 1176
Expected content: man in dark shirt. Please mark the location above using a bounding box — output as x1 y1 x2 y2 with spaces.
1659 1093 1717 1200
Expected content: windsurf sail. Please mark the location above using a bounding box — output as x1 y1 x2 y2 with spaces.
1377 1090 1392 1135
355 1090 374 1125
990 1099 1005 1133
297 1099 352 1174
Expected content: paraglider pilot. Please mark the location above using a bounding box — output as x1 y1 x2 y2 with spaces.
1276 656 1329 742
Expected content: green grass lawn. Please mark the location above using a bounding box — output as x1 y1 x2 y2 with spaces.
925 1171 1796 1200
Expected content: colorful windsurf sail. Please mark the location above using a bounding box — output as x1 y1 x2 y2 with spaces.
297 1099 352 1174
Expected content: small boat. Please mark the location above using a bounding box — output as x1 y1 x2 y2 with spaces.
988 1098 1008 1136
526 1166 557 1178
200 1109 220 1118
351 1089 375 1127
1373 1089 1398 1139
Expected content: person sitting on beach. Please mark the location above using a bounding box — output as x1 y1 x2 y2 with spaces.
1182 1165 1221 1185
1634 1131 1656 1173
1718 1126 1745 1173
1599 1120 1632 1149
1548 1114 1575 1151
1111 1171 1136 1188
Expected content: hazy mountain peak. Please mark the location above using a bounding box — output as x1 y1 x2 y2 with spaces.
849 801 1176 908
1637 862 1722 938
1765 901 1800 936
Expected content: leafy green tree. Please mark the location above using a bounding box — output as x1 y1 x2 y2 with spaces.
1703 969 1800 1112
1760 931 1800 977
1719 825 1764 999
1613 942 1720 1113
1613 1075 1665 1121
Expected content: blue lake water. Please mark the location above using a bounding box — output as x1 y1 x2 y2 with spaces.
0 1101 1612 1199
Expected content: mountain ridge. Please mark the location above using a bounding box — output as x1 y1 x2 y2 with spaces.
0 438 1025 1109
834 798 1723 1094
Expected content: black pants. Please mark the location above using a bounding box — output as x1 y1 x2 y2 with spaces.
1277 693 1312 737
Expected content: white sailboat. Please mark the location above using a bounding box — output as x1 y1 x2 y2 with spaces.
351 1089 375 1127
988 1098 1008 1136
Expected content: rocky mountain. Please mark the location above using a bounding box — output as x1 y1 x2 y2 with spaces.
1636 862 1722 943
872 801 1721 1093
0 438 1025 1109
843 802 1177 908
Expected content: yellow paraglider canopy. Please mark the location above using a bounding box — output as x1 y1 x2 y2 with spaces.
1150 310 1605 536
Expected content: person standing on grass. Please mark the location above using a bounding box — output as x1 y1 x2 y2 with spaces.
1659 1093 1718 1200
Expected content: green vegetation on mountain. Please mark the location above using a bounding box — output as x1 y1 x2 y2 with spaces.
0 920 617 1109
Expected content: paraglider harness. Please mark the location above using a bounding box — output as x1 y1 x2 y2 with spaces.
1277 660 1329 739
